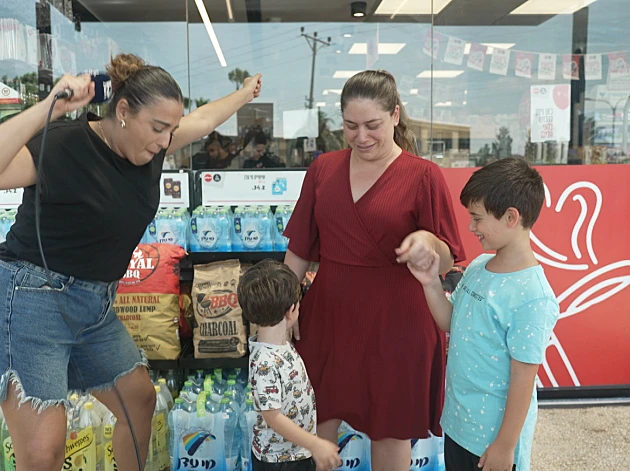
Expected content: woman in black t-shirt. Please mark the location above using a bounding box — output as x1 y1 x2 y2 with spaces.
0 53 261 471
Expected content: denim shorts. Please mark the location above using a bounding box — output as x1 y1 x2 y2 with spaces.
0 259 147 412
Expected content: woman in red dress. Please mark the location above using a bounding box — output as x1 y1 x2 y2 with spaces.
284 70 465 471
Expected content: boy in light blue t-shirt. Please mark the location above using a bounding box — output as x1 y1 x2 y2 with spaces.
409 158 559 471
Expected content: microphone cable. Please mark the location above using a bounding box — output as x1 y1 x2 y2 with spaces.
34 92 144 471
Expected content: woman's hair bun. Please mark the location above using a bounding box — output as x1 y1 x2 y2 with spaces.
106 53 146 93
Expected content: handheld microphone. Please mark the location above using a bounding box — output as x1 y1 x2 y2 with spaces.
54 72 112 104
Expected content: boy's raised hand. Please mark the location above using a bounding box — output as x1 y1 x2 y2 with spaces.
407 250 441 285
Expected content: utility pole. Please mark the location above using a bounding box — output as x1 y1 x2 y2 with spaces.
301 27 331 109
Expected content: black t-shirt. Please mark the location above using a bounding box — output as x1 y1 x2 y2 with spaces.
0 112 165 282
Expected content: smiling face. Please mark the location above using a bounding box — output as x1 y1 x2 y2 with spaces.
342 98 399 162
116 98 184 166
467 202 512 251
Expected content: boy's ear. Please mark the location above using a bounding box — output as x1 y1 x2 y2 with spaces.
286 303 297 319
504 207 521 229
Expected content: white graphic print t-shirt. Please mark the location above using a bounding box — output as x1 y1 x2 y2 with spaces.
248 336 317 462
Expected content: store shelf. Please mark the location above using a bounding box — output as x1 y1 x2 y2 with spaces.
147 341 249 372
188 251 286 264
148 357 180 371
179 355 249 371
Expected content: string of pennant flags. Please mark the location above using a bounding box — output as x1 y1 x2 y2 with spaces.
420 30 630 82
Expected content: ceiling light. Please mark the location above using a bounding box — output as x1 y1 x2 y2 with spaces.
417 70 464 78
463 101 467 105
375 0 453 16
315 102 326 107
348 43 406 54
323 89 343 95
344 33 353 38
510 0 597 14
351 2 367 17
225 0 234 22
333 70 363 78
435 101 452 107
194 0 227 67
336 50 342 54
410 88 419 95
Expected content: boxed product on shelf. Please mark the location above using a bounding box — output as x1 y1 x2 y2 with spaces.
142 208 190 251
231 205 275 252
189 205 232 252
114 243 186 360
192 259 247 359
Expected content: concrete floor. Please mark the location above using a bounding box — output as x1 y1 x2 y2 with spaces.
531 405 630 470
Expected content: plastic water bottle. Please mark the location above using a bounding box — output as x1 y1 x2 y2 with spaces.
335 422 371 471
222 397 239 471
102 411 117 471
181 380 198 402
273 205 294 251
204 376 222 412
434 434 445 471
226 379 244 409
153 386 170 471
239 399 256 471
166 370 179 401
157 378 174 410
235 368 248 390
168 398 190 471
80 402 103 471
256 206 275 251
213 369 226 396
410 436 437 471
1 417 15 471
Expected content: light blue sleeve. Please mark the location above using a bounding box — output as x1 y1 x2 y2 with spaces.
449 254 492 306
506 297 560 364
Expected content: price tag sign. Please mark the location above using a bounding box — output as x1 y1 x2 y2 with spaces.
201 170 306 206
159 172 191 208
0 188 23 208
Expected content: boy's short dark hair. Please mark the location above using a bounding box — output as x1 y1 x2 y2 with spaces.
460 158 545 229
237 259 301 327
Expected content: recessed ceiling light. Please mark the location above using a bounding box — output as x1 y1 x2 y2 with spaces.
344 34 352 38
348 43 406 55
333 70 363 79
315 102 326 107
351 1 367 17
417 70 464 78
410 88 419 95
336 50 342 54
511 0 597 14
435 101 452 107
375 0 453 15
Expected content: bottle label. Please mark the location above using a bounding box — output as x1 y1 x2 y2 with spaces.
105 438 118 471
197 392 207 417
63 426 95 471
3 436 16 471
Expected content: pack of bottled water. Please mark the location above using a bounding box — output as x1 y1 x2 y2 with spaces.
0 209 16 244
273 205 294 251
143 208 190 251
190 206 233 252
231 205 275 252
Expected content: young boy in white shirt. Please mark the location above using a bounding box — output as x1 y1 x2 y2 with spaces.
238 259 341 471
